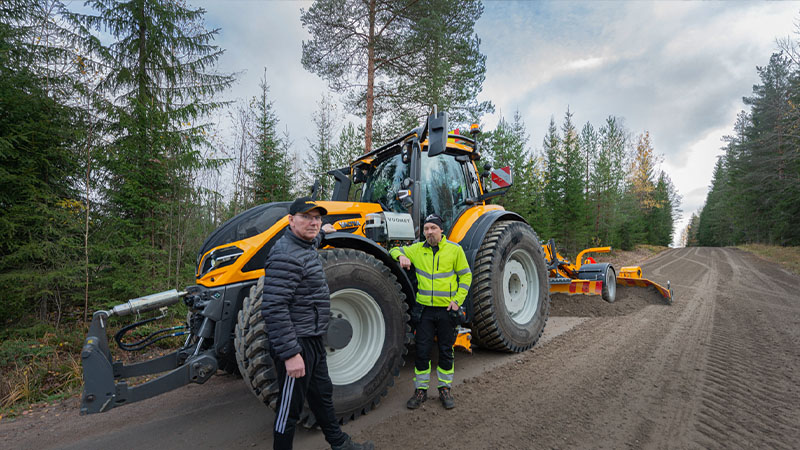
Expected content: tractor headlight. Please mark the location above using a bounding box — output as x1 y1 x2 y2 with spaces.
198 245 244 278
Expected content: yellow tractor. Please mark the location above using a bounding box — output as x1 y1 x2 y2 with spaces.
80 109 668 425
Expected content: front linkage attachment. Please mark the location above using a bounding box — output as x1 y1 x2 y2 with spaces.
543 239 673 304
81 288 218 414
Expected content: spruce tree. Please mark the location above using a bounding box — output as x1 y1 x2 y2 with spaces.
0 0 85 322
250 71 293 206
74 0 234 296
303 95 338 200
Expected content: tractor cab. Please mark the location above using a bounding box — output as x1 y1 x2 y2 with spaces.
347 111 509 239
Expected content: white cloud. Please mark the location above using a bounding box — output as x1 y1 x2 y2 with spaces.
132 0 800 245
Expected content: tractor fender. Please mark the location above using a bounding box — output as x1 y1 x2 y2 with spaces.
458 210 527 268
323 233 416 309
576 262 613 281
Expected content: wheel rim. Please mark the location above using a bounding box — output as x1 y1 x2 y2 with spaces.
327 288 385 385
606 269 616 300
502 249 540 324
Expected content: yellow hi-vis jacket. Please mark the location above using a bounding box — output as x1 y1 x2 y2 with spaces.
390 236 472 307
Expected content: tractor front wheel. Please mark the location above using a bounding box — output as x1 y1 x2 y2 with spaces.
471 220 550 352
235 249 408 426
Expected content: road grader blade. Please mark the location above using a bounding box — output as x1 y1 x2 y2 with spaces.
617 266 674 303
543 239 673 304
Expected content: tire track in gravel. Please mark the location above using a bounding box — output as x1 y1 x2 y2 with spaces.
691 248 800 450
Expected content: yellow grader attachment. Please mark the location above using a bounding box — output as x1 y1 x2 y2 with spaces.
543 239 673 304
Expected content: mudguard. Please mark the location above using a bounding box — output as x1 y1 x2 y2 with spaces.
323 232 416 310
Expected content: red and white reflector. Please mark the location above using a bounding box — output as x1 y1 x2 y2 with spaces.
490 166 513 189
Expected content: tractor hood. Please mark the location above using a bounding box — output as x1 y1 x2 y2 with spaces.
197 202 291 264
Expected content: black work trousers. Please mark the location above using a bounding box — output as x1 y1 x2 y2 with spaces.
414 305 457 372
270 336 347 450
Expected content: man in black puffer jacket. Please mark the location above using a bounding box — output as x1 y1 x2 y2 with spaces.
262 197 374 450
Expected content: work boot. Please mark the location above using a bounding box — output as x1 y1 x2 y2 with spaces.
331 436 375 450
406 388 427 409
438 386 455 409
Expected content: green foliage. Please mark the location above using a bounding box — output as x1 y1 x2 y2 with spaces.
249 71 294 206
694 49 800 246
0 0 87 323
301 0 491 150
72 0 235 299
497 107 678 255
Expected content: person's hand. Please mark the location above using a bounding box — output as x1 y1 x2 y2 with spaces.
285 353 305 378
398 255 411 270
447 301 459 311
322 224 335 234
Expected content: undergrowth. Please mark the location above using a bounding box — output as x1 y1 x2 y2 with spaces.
738 244 800 275
1 305 188 420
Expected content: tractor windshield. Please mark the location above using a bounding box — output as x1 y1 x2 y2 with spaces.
361 153 410 213
420 153 472 232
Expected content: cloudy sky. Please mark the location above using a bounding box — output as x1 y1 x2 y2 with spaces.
195 0 799 246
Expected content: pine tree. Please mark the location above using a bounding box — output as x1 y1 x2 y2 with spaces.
590 116 627 246
300 0 490 151
557 108 588 254
542 116 561 241
486 111 532 218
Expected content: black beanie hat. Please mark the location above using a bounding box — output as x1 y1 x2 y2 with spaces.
423 213 444 230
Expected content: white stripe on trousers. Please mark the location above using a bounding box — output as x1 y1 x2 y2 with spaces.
275 376 295 433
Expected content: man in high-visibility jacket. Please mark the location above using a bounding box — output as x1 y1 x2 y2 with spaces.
389 213 472 410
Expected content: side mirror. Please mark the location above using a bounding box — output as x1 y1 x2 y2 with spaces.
402 177 413 189
397 189 413 209
427 111 448 157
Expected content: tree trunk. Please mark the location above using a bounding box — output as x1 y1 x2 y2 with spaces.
364 0 376 152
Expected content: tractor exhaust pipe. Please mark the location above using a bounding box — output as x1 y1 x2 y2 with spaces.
101 289 187 318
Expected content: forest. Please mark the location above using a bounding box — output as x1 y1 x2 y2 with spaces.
1 0 680 410
683 48 800 247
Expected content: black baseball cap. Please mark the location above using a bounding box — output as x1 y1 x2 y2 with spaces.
289 197 328 215
423 213 444 230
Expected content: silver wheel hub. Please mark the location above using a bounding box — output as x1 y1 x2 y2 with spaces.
502 249 540 324
327 289 385 385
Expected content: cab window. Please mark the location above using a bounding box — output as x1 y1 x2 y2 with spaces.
361 153 409 213
420 153 471 232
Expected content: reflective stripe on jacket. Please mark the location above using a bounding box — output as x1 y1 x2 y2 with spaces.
390 236 472 307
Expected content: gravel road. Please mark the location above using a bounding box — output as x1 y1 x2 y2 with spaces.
2 247 798 449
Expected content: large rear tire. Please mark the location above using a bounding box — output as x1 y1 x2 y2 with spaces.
234 249 408 425
471 220 550 352
319 249 409 424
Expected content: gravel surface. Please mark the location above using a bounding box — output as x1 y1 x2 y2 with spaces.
2 247 798 449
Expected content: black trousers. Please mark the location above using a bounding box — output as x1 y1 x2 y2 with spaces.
414 305 457 373
271 336 347 450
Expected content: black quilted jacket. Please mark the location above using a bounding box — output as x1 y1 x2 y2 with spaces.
261 228 330 361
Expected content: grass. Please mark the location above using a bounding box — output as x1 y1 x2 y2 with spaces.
738 244 800 275
0 307 188 421
0 323 85 419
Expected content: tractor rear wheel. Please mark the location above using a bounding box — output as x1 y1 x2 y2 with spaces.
234 249 409 426
471 220 550 352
